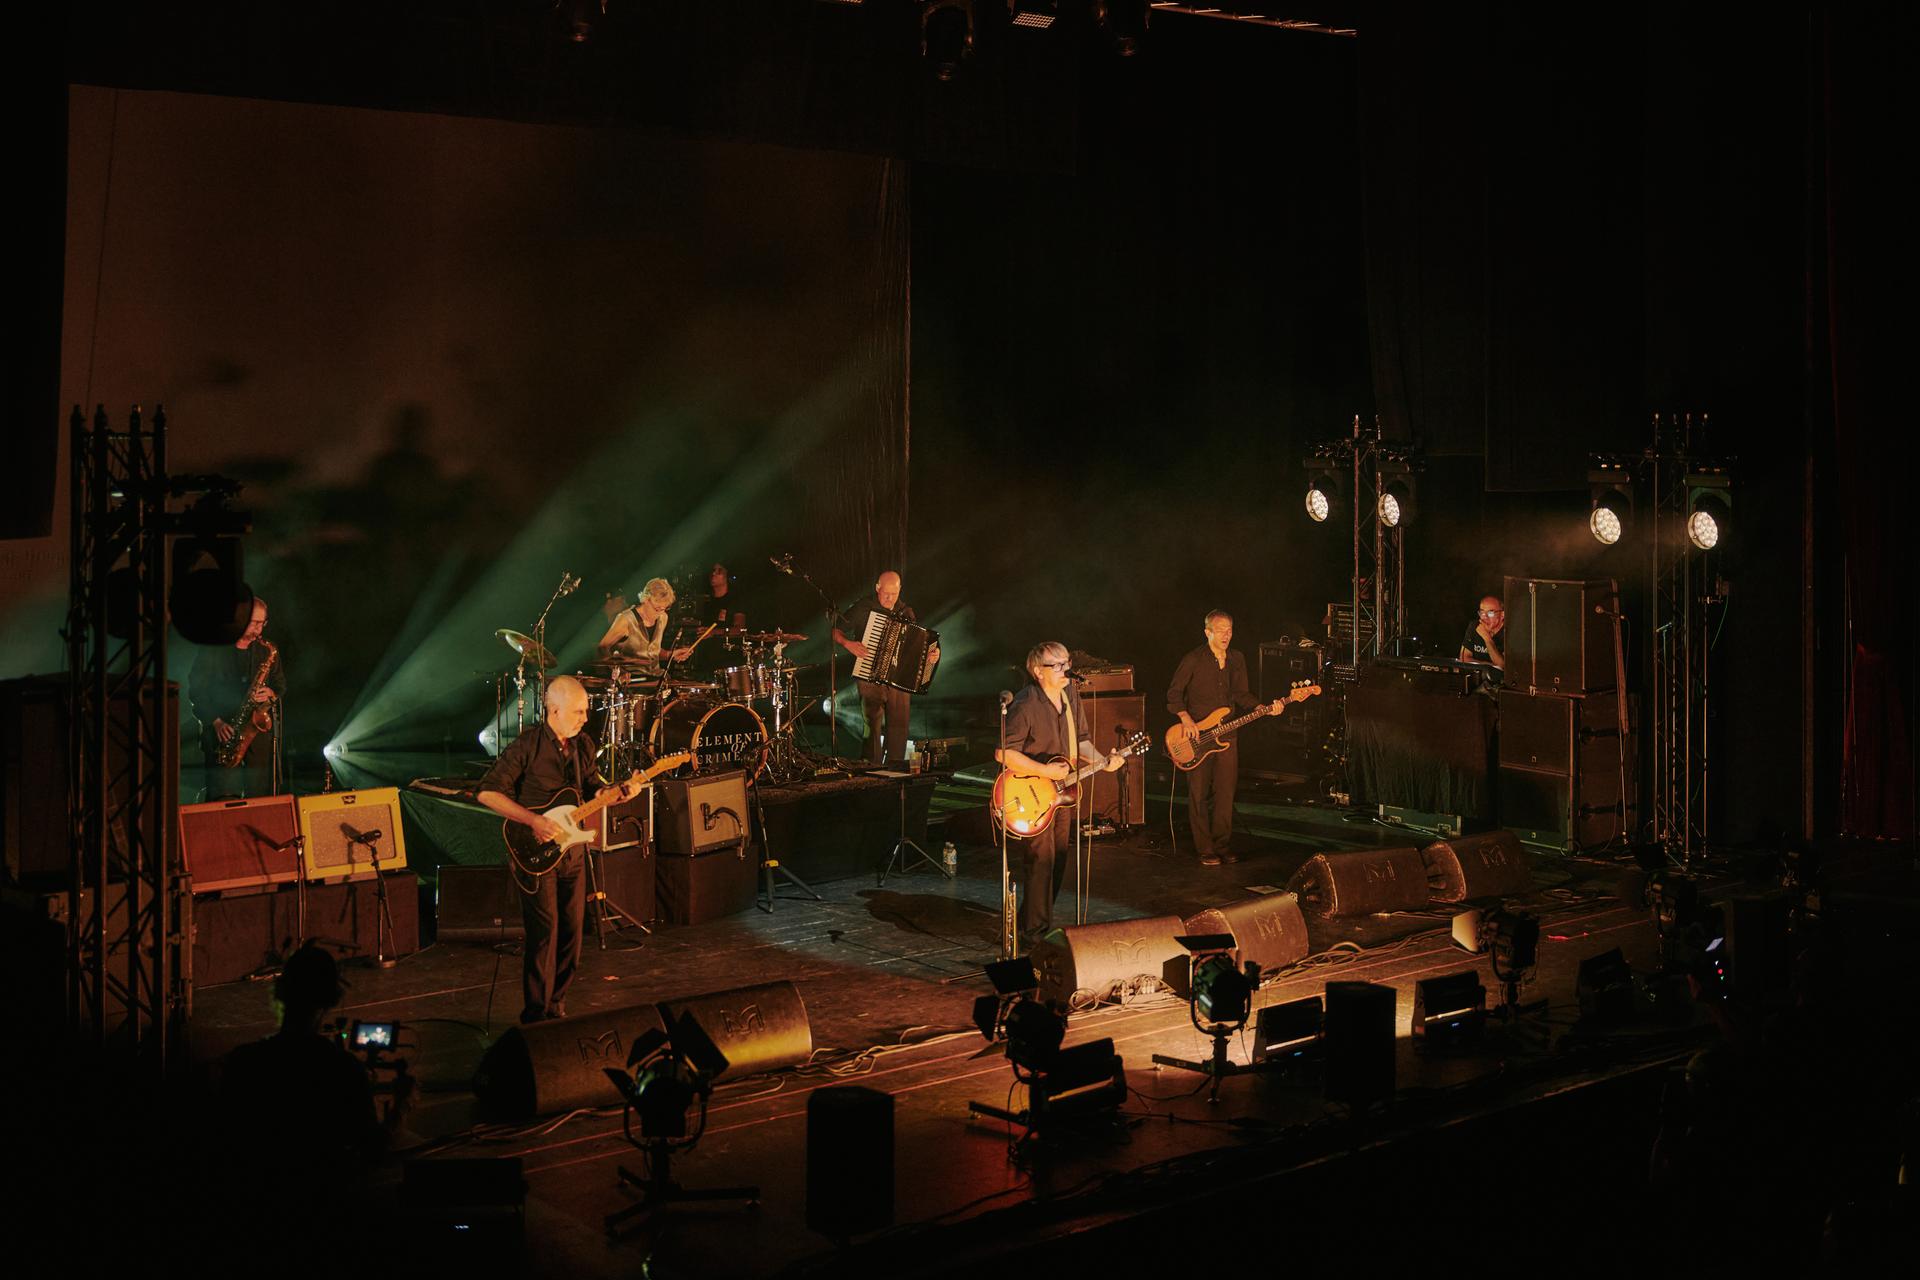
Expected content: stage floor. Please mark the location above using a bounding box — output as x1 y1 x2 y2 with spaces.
186 781 1721 1278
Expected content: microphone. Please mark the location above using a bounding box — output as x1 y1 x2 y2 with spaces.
1065 668 1091 684
999 690 1014 708
353 829 383 843
1593 605 1625 618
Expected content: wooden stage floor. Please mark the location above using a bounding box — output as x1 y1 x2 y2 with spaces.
185 779 1722 1278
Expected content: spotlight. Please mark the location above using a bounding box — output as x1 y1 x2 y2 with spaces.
1588 461 1634 546
1009 0 1058 29
1686 473 1732 551
971 957 1065 1073
1305 473 1339 523
920 1 975 81
169 535 255 645
968 957 1123 1141
1150 934 1262 1102
1377 462 1417 528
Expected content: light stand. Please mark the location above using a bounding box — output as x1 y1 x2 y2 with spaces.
966 961 1126 1153
584 835 651 948
602 1016 759 1238
1149 937 1262 1104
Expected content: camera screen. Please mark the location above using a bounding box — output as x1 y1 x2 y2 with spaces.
352 1021 396 1048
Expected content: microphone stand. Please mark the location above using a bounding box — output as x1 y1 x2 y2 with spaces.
354 831 398 969
778 556 852 760
530 572 576 707
999 691 1016 960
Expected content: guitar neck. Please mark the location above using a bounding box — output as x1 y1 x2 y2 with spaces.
1209 706 1270 738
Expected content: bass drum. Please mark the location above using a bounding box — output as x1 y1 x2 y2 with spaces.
649 696 769 777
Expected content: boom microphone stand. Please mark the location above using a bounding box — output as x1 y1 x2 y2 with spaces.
771 553 851 759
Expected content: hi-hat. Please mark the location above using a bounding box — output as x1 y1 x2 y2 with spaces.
497 628 556 668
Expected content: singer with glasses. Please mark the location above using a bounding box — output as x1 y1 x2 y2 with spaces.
832 570 940 765
598 577 694 664
1458 595 1507 672
1168 611 1284 867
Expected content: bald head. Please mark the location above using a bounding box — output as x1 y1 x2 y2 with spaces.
544 675 590 741
875 571 902 610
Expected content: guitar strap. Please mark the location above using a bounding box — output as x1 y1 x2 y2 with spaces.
1063 694 1078 771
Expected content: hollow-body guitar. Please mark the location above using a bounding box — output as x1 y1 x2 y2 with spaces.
991 731 1151 839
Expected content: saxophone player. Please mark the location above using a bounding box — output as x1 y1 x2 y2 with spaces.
190 597 285 799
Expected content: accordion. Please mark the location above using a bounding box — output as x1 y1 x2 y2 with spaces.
852 611 940 694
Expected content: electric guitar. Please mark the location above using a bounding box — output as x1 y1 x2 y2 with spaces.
991 731 1151 839
1164 681 1321 770
502 753 692 876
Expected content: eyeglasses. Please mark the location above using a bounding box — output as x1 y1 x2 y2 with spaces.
1480 610 1504 618
1040 660 1071 670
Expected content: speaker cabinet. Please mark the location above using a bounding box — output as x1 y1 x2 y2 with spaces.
1286 847 1431 917
296 788 408 881
2 675 179 887
474 1002 670 1119
1497 690 1633 850
1421 830 1533 903
657 979 813 1083
1080 694 1147 826
1034 914 1188 1004
656 844 756 925
1184 893 1311 974
1501 576 1618 695
436 864 523 941
807 1086 894 1239
1324 981 1396 1105
656 770 749 855
180 794 300 893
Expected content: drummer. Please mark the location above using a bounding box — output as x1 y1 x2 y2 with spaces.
597 578 695 665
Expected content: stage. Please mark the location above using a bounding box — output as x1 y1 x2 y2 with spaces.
179 777 1740 1277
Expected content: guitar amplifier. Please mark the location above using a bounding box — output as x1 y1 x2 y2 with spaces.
1075 665 1134 695
179 794 301 893
1081 694 1146 826
296 788 409 882
655 771 749 856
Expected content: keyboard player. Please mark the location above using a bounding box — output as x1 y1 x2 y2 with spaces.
832 570 941 765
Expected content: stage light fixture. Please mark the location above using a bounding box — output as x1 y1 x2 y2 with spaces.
1587 462 1634 546
1010 0 1058 29
920 0 975 81
1686 475 1732 551
1376 462 1418 529
1305 475 1337 523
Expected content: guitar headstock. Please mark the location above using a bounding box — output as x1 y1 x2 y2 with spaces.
1120 730 1151 757
642 752 694 779
1289 680 1323 702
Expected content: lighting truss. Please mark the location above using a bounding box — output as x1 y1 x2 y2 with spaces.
65 405 192 1064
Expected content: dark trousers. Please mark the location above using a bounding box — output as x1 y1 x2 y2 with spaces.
519 848 587 1021
857 679 912 764
1017 820 1071 939
1186 739 1239 857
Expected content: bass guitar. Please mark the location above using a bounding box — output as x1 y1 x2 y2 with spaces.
503 752 692 876
1164 681 1321 770
991 731 1151 839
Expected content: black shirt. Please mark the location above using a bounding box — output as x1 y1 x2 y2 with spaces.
189 640 285 736
1460 622 1499 663
1004 684 1098 766
1166 645 1254 721
478 723 601 807
843 594 916 646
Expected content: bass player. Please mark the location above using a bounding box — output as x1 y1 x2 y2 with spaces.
1167 611 1285 867
995 641 1123 945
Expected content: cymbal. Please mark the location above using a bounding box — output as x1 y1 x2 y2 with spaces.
497 628 556 668
745 630 809 643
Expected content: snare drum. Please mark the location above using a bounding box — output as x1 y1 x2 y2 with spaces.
649 695 769 776
717 662 777 701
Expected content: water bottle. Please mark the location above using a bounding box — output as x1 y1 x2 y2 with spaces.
941 841 958 873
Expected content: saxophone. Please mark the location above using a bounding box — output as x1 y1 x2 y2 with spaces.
214 639 277 768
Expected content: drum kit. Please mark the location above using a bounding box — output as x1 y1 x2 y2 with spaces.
488 624 821 784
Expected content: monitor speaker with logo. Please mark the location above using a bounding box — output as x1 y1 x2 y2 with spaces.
1034 914 1188 1004
1286 846 1431 917
1184 892 1311 974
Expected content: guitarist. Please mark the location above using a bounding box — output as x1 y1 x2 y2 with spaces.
477 676 640 1024
1167 611 1285 867
996 642 1123 944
